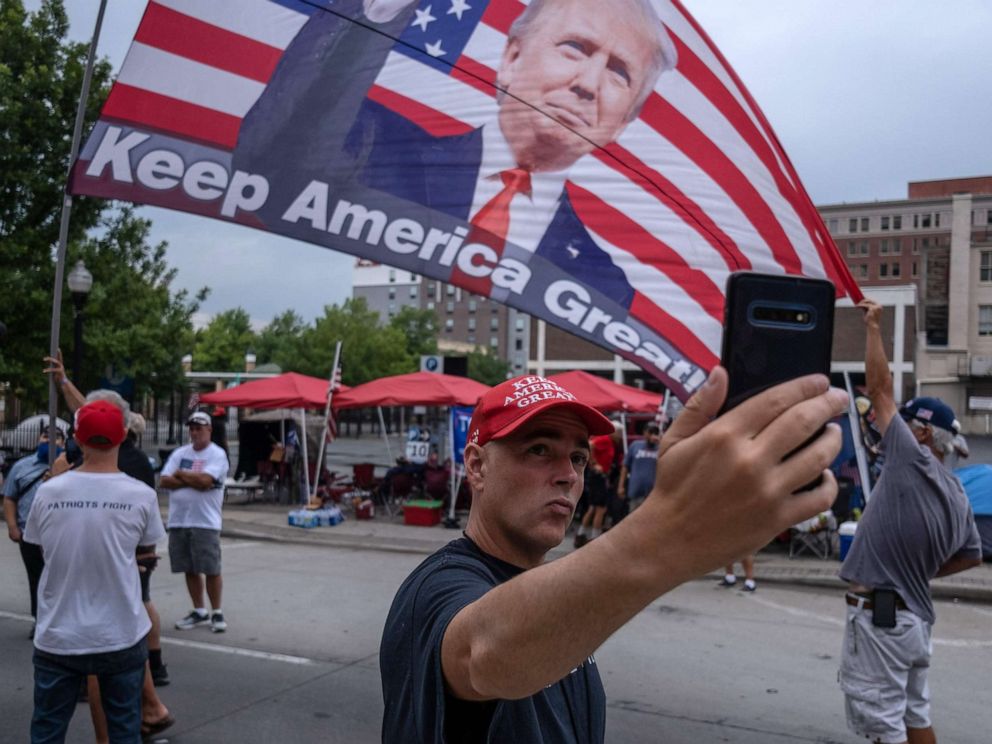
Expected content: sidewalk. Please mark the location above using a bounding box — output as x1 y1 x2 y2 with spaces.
216 501 992 603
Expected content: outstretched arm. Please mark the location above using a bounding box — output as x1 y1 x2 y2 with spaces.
441 369 847 701
860 299 898 435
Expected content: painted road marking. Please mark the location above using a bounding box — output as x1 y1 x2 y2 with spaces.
748 596 992 648
0 610 317 665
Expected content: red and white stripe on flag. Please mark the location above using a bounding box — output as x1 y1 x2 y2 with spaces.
78 0 861 391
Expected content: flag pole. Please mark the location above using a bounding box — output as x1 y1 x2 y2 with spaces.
843 371 873 505
47 0 108 461
309 340 342 505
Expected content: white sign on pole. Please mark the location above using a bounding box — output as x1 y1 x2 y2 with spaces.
421 355 443 374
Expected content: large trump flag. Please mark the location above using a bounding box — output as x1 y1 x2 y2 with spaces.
70 0 861 400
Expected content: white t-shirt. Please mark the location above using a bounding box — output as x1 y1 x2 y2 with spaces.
162 442 229 530
23 470 166 655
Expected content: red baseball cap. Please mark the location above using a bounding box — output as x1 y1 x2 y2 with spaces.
74 400 127 450
468 375 614 447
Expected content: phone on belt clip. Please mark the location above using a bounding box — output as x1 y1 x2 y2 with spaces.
871 589 898 628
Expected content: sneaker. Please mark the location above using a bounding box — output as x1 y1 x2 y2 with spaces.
151 664 170 687
210 611 227 633
175 610 210 630
718 576 737 587
742 581 757 593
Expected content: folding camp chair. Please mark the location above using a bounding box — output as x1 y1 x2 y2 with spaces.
789 511 837 559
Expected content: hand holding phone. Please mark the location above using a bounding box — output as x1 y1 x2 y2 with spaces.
720 272 836 490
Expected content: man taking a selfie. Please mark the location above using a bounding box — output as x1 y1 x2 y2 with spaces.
381 370 848 743
838 299 981 744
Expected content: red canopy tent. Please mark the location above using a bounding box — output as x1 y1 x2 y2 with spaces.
200 372 348 501
332 371 489 409
548 371 662 413
199 371 346 409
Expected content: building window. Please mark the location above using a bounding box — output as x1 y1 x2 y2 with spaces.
879 240 889 255
491 317 499 330
847 243 857 257
860 217 869 232
881 216 890 230
409 286 418 299
912 239 919 254
920 214 931 228
848 218 857 233
388 269 396 283
910 262 917 277
893 215 902 230
515 317 525 331
446 284 455 296
427 301 435 310
858 264 868 279
467 335 475 344
987 209 992 225
388 302 396 314
445 319 454 332
468 300 477 313
981 251 992 282
879 263 888 278
934 212 941 228
489 336 499 347
467 318 476 331
515 338 523 351
980 306 992 336
891 239 901 255
388 287 396 300
891 263 900 278
446 301 454 313
828 218 838 233
860 241 869 256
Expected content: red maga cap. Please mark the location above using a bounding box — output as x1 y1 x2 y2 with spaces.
468 375 614 447
74 400 127 450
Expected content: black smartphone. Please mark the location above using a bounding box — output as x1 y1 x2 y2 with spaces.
720 272 836 413
871 589 898 628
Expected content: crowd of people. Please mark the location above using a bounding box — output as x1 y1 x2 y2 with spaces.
1 298 984 743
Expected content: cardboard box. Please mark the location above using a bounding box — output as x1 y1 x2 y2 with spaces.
403 499 443 527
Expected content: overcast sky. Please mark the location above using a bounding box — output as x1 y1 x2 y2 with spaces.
34 0 992 327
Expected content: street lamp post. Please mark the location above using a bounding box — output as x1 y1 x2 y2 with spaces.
66 260 93 383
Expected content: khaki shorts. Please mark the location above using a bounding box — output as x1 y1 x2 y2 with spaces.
838 604 932 743
168 528 222 576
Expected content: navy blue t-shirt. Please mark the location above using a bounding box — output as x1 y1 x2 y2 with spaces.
380 537 606 744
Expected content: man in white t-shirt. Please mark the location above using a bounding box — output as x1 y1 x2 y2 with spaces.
160 411 230 632
23 400 166 742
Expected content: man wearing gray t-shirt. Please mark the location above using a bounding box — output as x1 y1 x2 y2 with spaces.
839 299 982 744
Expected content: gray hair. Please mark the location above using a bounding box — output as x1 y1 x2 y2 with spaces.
506 0 678 121
85 389 131 423
128 412 147 438
908 419 954 456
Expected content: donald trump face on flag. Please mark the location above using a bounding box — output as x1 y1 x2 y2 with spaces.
496 0 678 173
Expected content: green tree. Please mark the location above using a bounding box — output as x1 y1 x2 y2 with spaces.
73 208 205 398
300 298 413 384
466 347 510 386
0 1 204 408
255 309 307 371
387 306 438 358
193 308 257 371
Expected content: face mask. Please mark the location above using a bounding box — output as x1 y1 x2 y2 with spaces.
36 442 64 462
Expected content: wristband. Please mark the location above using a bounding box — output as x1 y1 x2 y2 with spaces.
59 378 70 387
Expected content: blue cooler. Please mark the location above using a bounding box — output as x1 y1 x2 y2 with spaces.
838 521 858 561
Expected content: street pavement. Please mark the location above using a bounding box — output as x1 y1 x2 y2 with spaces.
1 536 989 743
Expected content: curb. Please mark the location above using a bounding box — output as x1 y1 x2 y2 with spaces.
221 523 992 604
